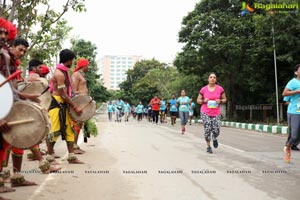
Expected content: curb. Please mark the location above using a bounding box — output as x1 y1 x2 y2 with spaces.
192 120 288 135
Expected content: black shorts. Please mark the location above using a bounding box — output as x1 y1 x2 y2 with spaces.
170 111 177 117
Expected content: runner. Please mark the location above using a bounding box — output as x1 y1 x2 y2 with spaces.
189 99 196 125
150 95 161 125
177 90 191 134
160 97 167 124
147 104 152 122
197 72 226 154
107 101 114 122
168 95 178 126
123 101 131 122
136 101 144 122
283 96 299 151
115 99 124 122
282 64 300 162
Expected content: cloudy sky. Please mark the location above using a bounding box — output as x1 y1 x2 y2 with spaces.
62 0 199 62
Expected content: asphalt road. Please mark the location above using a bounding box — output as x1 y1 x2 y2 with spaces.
2 112 299 200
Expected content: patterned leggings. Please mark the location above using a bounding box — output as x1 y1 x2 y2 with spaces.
201 112 221 142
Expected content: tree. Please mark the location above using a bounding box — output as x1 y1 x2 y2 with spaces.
1 0 86 64
119 59 164 104
174 0 300 121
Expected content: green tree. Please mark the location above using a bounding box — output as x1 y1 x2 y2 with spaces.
119 59 164 104
0 0 86 63
174 0 300 121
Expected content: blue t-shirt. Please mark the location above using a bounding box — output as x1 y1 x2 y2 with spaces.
189 102 196 113
177 96 190 112
137 105 144 114
123 103 131 113
283 96 291 102
107 104 114 113
286 78 300 114
160 100 166 111
169 99 178 112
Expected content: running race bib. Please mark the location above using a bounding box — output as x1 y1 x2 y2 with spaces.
297 98 300 113
207 100 218 108
171 105 176 109
181 104 188 111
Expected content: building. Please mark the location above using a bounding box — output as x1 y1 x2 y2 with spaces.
99 55 142 90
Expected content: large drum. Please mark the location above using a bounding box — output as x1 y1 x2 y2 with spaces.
3 101 50 149
0 73 14 120
20 81 51 110
69 95 96 122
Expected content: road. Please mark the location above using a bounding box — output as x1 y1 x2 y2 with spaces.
2 112 300 200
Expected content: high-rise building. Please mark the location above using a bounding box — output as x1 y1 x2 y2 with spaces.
98 55 142 90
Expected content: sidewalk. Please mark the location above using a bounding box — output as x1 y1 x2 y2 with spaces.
192 119 289 135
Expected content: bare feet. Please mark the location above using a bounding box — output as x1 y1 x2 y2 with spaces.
74 149 85 154
68 159 84 164
10 175 37 187
51 153 60 159
11 179 37 187
42 165 62 174
0 196 11 200
0 186 15 193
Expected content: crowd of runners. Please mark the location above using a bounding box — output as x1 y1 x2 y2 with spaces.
106 93 196 127
106 73 227 154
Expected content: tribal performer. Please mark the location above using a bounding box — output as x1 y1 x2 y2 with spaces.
47 49 84 164
71 58 89 154
19 59 61 173
0 18 39 197
3 45 60 189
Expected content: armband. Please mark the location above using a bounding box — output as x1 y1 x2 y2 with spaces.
57 84 66 89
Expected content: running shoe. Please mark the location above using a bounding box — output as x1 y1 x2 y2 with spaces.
291 146 300 151
213 140 218 148
207 147 213 154
181 127 186 134
283 146 291 163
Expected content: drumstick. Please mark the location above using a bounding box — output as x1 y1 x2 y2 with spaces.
40 86 50 95
7 119 35 126
0 70 22 88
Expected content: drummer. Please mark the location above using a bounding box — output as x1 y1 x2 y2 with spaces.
0 18 39 196
4 39 57 187
18 59 61 173
39 64 50 78
24 58 43 82
47 49 84 164
71 58 89 154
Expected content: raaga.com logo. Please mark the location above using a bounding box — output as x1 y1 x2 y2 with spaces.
240 1 299 16
240 2 255 16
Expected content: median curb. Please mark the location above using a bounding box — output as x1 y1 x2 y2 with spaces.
192 120 288 134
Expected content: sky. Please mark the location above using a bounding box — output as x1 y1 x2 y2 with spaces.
62 0 199 62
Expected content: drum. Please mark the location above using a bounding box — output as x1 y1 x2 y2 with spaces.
3 101 50 149
21 81 51 110
0 74 14 120
69 95 96 122
17 81 27 91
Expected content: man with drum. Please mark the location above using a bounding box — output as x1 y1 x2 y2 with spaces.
47 49 84 164
71 58 90 154
0 18 40 196
17 58 61 174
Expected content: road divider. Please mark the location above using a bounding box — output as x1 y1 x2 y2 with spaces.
192 119 288 134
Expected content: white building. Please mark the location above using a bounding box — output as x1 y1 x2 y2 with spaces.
98 55 142 90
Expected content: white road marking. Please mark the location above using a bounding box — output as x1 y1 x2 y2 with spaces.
160 125 246 153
